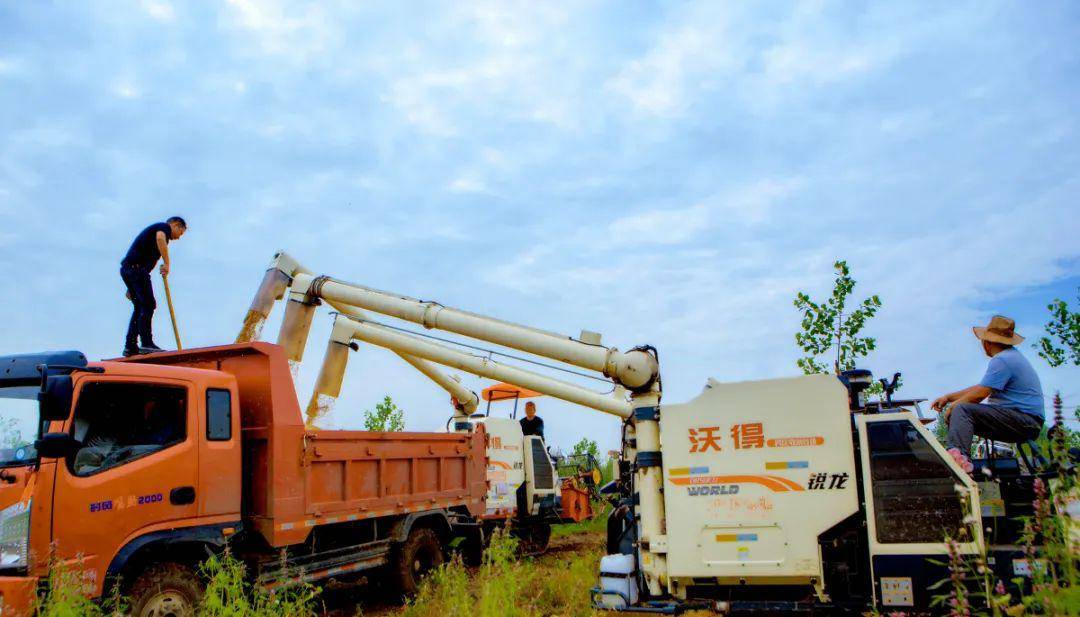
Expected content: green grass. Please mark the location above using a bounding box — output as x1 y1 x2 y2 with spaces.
551 511 607 538
199 550 321 616
403 525 606 617
33 551 320 617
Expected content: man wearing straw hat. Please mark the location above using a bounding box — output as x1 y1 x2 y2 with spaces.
120 217 186 356
931 315 1044 470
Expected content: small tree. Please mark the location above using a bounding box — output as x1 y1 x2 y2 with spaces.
1037 288 1080 367
794 260 882 375
362 396 405 432
571 437 600 462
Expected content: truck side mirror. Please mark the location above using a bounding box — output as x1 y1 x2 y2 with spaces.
38 375 74 422
35 432 78 459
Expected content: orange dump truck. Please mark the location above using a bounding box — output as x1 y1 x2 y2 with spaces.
0 343 487 615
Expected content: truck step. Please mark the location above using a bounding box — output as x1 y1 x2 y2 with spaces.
257 539 392 588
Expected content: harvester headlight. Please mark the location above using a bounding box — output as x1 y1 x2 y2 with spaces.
0 500 31 570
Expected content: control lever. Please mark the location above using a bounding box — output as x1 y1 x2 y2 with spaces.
878 372 901 408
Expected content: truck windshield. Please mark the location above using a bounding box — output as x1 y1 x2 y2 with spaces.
0 386 41 467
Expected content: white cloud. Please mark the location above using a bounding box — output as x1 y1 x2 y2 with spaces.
607 2 904 117
447 175 488 194
0 57 20 76
606 8 733 117
140 0 175 21
604 178 802 246
760 42 875 87
608 204 711 245
222 0 343 62
714 178 804 225
111 79 142 99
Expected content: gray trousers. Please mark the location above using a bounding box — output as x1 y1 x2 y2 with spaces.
946 402 1043 454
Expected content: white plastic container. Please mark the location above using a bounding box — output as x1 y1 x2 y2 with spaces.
597 553 638 608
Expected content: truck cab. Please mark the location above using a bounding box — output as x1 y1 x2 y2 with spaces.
0 344 489 616
0 350 242 613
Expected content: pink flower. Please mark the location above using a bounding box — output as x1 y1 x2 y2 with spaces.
995 580 1006 595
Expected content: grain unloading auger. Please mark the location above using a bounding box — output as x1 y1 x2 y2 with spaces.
235 251 665 561
235 251 1062 615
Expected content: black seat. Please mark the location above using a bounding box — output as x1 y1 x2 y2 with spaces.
972 456 1020 478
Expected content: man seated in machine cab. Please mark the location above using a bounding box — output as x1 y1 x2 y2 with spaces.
931 315 1044 471
520 401 544 438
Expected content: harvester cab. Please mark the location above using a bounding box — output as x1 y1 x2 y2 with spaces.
471 382 595 533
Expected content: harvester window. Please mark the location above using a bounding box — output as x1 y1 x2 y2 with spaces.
206 389 231 441
866 420 970 544
68 382 187 476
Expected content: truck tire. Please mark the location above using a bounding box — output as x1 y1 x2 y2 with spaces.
459 528 485 568
392 527 444 596
128 563 202 617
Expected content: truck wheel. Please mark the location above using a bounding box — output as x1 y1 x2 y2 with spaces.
392 527 444 596
459 528 485 568
129 563 202 617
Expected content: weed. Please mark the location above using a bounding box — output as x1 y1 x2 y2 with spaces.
402 555 471 617
404 522 606 617
200 549 321 617
34 559 103 617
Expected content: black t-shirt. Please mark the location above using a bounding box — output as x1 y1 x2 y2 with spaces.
122 223 171 268
520 415 544 438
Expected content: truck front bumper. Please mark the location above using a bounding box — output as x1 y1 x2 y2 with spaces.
0 575 37 616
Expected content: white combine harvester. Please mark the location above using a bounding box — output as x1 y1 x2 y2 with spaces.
241 251 1062 614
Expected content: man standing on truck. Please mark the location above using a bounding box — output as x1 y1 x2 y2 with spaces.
520 401 544 438
930 315 1044 470
120 217 186 356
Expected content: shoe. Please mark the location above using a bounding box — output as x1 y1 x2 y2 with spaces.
122 347 140 357
947 447 974 474
139 344 166 354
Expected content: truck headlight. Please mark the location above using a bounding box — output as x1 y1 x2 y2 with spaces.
0 500 31 570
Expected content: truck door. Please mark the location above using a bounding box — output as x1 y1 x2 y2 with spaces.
51 378 198 583
856 413 983 611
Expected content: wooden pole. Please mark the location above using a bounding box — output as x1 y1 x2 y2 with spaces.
163 274 182 350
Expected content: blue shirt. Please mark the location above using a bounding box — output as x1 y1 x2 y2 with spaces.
979 347 1045 420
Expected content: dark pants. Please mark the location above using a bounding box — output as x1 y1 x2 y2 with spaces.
946 402 1043 455
120 264 156 349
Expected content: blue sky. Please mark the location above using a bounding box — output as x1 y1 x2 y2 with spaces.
1 1 1078 452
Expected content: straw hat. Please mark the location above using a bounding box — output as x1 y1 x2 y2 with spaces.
972 315 1024 346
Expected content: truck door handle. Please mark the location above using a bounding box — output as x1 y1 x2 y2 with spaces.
170 486 196 505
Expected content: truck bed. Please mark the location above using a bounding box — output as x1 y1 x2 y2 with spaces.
123 342 488 546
